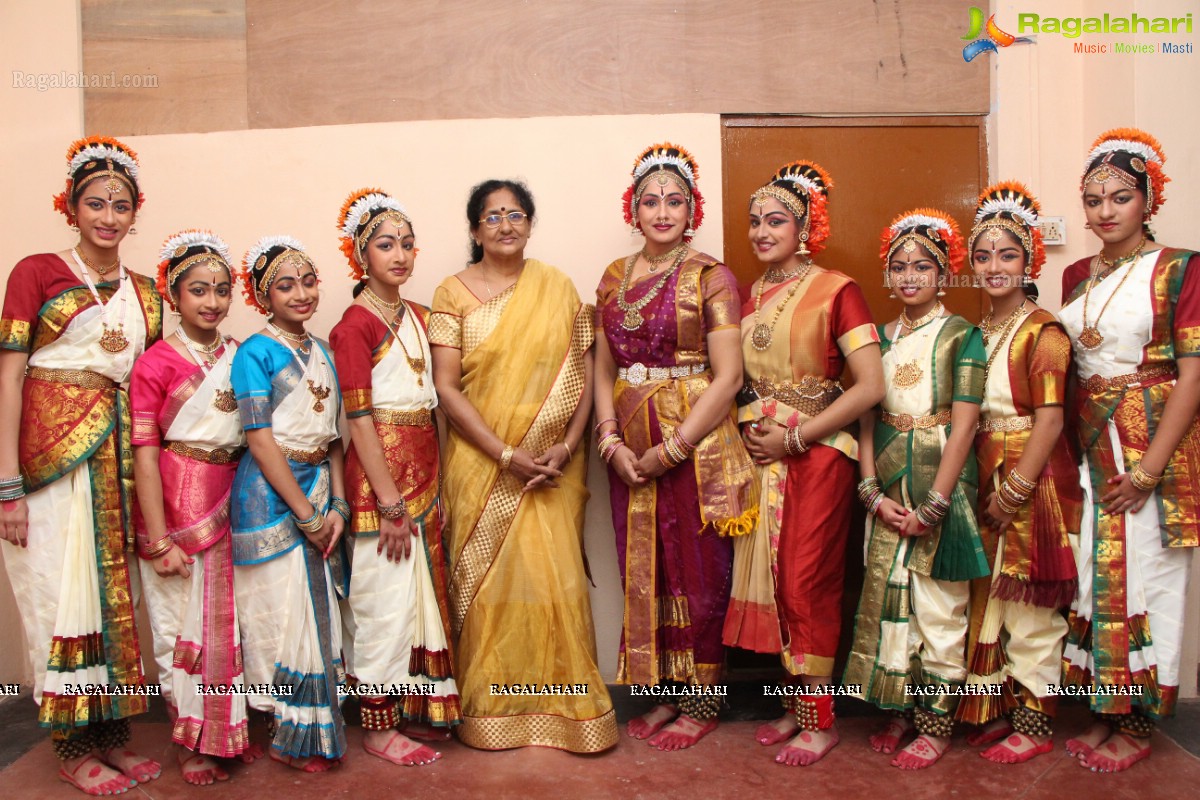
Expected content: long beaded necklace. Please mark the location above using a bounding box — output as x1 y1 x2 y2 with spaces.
70 247 130 353
750 260 814 351
617 245 689 331
891 302 944 390
1078 236 1147 350
176 328 237 412
363 294 428 388
981 299 1029 382
268 322 330 412
641 242 688 274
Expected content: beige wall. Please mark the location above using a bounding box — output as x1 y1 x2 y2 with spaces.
2 1 1198 695
991 0 1200 697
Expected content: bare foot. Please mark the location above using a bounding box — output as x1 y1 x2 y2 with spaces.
100 748 162 783
400 721 452 742
756 714 799 746
776 726 839 766
1082 733 1151 773
58 754 135 795
1065 721 1111 759
626 704 677 740
966 718 1011 747
179 750 229 785
363 730 441 766
981 733 1053 764
234 742 266 763
870 717 914 754
647 715 718 751
268 750 340 773
891 734 949 769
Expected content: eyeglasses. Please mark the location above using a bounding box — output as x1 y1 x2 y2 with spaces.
479 211 529 228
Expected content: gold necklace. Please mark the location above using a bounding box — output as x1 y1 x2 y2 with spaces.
1079 236 1147 350
361 284 401 312
764 263 806 283
982 300 1028 381
364 296 427 387
267 321 311 354
616 246 689 331
898 301 944 336
641 243 688 274
478 263 519 298
73 244 120 276
750 260 814 351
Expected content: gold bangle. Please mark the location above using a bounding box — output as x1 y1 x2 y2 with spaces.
142 537 173 558
1007 468 1037 494
561 440 573 461
1129 463 1162 492
499 445 515 471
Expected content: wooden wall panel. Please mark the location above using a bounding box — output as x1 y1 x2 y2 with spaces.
83 0 987 136
82 0 247 136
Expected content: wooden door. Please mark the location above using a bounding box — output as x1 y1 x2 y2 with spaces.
721 116 987 324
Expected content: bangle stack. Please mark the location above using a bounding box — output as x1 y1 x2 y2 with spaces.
783 424 809 457
498 445 515 471
142 536 174 559
294 507 324 536
377 497 409 520
656 428 695 470
857 477 885 515
598 432 624 463
996 468 1036 514
915 490 951 528
329 496 351 524
1129 462 1163 492
0 476 24 502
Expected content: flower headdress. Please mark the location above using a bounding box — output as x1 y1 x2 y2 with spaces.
750 160 834 257
241 235 315 315
880 208 966 274
622 142 705 240
969 181 1046 279
1081 128 1168 218
336 188 413 279
155 229 233 309
52 136 144 225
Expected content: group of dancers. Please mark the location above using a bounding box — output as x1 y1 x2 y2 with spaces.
0 126 1195 794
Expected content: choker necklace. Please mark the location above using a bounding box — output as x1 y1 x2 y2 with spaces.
899 302 944 335
361 284 402 312
176 327 221 358
764 262 808 283
1079 236 1147 350
641 243 688 274
74 244 120 276
750 260 814 351
268 322 311 352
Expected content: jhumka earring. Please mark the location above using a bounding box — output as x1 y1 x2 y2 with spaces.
1084 222 1092 230
796 230 810 258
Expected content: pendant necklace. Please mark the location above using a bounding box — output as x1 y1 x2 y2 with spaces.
268 322 330 412
71 248 130 353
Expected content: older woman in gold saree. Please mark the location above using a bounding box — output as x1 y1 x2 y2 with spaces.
429 179 617 753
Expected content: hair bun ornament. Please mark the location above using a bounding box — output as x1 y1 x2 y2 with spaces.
623 141 705 240
761 159 835 256
971 180 1046 279
241 234 311 314
336 188 412 279
155 229 233 306
52 136 145 224
1082 127 1169 217
880 208 967 274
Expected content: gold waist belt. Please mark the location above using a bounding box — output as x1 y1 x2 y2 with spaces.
1082 363 1176 396
278 444 329 465
978 415 1034 433
26 366 116 390
618 362 709 386
372 408 433 426
747 375 843 418
164 441 245 465
882 409 951 432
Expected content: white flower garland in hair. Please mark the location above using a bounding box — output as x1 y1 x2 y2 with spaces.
69 144 140 179
975 197 1038 227
891 213 952 235
244 235 308 270
633 152 696 184
159 230 231 263
340 193 408 240
1085 138 1163 169
780 173 822 197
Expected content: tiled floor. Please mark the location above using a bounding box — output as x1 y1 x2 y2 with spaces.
1 695 1197 799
